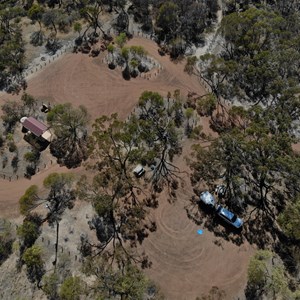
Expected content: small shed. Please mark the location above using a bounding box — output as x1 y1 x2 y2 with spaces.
21 117 52 142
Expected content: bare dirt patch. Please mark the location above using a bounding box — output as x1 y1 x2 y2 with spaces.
139 140 254 300
1 37 206 119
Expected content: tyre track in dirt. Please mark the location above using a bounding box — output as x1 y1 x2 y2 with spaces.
139 141 254 300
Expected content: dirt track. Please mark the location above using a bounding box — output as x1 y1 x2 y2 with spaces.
0 37 253 299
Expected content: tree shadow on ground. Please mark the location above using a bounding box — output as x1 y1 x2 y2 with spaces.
185 195 213 226
203 215 244 246
24 134 49 151
273 233 300 277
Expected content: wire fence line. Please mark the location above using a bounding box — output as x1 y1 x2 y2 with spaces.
39 235 85 264
23 41 75 79
130 29 218 96
22 31 161 79
21 28 215 92
0 159 54 182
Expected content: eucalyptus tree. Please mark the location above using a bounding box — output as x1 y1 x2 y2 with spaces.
19 173 76 269
246 250 300 300
83 257 158 300
1 100 24 133
134 91 183 190
185 7 300 109
77 113 155 265
79 90 190 267
153 0 217 57
189 105 300 218
79 0 105 37
47 103 89 168
28 4 45 46
0 5 26 92
187 102 300 249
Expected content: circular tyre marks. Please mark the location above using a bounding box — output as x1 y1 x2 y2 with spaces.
141 180 254 300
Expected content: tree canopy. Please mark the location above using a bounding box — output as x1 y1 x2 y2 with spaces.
78 112 154 265
246 250 300 299
77 90 188 267
47 103 89 168
59 276 86 300
278 195 300 241
19 173 76 269
22 245 45 285
0 4 26 92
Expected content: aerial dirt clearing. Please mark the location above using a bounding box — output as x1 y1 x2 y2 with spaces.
0 37 253 300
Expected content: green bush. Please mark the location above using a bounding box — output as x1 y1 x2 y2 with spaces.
0 219 15 265
11 155 19 172
0 135 4 148
6 133 14 141
8 141 17 152
115 32 127 48
60 276 85 300
196 94 217 116
24 150 40 163
22 245 45 283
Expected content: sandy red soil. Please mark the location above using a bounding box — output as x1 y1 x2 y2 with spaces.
141 140 254 299
0 36 207 218
0 164 78 220
9 37 205 120
143 190 253 299
0 37 253 299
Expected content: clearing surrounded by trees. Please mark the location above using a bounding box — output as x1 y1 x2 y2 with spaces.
0 1 300 300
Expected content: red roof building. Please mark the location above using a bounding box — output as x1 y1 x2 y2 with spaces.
22 117 48 137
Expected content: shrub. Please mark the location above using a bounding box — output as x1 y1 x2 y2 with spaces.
2 156 8 168
22 245 45 284
6 133 14 141
0 135 4 148
11 155 19 172
17 219 40 248
115 32 127 48
24 150 40 164
197 94 217 116
59 276 85 300
0 219 15 265
8 142 17 152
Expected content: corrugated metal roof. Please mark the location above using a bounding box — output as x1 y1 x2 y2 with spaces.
22 117 48 137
